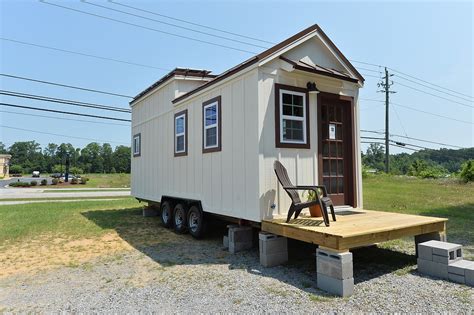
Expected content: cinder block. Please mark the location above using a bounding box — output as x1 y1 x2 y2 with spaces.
418 240 462 265
229 241 252 254
415 232 446 257
418 243 433 261
448 260 474 276
260 251 288 267
259 235 287 255
417 258 448 279
223 235 229 248
448 272 465 284
432 254 462 265
465 268 474 287
228 226 253 243
317 273 354 297
316 248 352 264
317 256 353 280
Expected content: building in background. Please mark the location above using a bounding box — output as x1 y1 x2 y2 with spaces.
0 154 12 179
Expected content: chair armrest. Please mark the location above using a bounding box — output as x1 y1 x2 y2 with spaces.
294 185 329 197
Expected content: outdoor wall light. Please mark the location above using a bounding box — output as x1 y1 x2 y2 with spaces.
306 82 320 94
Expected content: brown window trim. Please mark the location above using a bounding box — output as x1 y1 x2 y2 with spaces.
133 133 141 157
275 83 310 149
202 96 222 153
174 109 188 157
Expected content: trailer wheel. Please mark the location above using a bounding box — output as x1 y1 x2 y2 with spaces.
160 200 173 228
173 203 187 234
187 205 206 239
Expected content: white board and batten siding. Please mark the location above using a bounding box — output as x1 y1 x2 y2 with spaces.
131 70 262 222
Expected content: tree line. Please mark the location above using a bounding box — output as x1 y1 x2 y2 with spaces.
362 143 474 179
0 141 131 174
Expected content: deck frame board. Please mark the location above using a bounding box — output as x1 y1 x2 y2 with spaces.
261 209 447 251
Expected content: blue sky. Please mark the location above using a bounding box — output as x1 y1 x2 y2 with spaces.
1 0 472 152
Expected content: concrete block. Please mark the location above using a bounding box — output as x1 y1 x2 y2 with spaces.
316 248 352 264
417 258 448 280
415 232 446 257
258 234 287 255
223 236 229 249
432 254 462 265
448 260 474 276
418 243 433 261
142 207 159 217
260 251 288 267
229 241 252 254
448 272 465 284
465 268 474 287
228 226 253 243
317 256 353 280
317 273 354 297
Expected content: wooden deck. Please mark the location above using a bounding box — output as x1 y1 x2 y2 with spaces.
262 209 447 251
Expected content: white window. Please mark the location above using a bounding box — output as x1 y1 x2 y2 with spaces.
280 89 307 144
133 133 141 157
203 102 218 149
174 111 187 155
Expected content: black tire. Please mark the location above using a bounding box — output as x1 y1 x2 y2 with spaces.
173 203 188 234
187 205 206 239
160 200 173 228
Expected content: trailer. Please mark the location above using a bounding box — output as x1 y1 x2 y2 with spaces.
130 24 448 296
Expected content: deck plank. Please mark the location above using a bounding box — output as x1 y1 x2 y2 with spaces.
262 209 447 251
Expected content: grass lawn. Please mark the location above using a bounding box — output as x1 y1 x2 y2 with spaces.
0 198 140 244
44 173 130 188
363 175 474 257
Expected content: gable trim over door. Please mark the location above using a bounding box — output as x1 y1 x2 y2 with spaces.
317 92 357 207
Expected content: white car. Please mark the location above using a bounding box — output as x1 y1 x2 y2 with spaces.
32 171 40 178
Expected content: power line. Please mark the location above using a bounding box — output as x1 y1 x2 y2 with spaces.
394 74 473 103
40 1 258 54
0 124 128 145
391 106 408 137
388 67 473 100
0 38 171 73
349 60 383 68
361 129 466 149
360 73 381 79
390 133 465 149
0 73 133 99
109 0 275 45
391 101 473 125
0 110 129 127
0 90 130 113
0 102 131 122
395 81 473 109
83 1 268 49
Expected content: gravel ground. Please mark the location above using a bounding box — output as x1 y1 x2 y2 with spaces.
1 224 473 313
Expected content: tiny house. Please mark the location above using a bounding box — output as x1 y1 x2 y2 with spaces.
131 24 364 237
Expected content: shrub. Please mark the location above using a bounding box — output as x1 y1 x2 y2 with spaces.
460 160 474 183
51 178 59 185
408 159 447 179
9 165 23 175
40 179 47 186
71 177 79 184
30 180 37 186
80 177 89 185
9 181 31 187
70 167 84 175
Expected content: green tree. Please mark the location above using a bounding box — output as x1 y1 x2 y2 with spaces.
80 142 103 173
459 160 474 182
112 145 131 173
100 143 113 173
363 143 385 171
0 142 7 154
9 141 44 173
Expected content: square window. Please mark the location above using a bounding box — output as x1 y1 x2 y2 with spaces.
205 127 217 147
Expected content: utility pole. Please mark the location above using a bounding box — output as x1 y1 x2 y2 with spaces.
378 67 396 173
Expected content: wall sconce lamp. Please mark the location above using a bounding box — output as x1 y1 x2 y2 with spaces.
306 82 320 94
